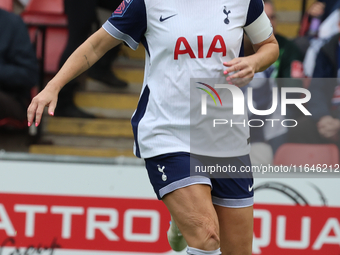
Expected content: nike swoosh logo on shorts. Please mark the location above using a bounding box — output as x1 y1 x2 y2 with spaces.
248 184 254 192
159 14 177 22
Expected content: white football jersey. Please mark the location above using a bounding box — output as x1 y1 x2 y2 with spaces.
103 0 272 158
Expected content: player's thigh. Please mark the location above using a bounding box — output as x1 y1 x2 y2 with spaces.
145 152 219 249
214 205 253 255
208 155 253 254
162 184 220 249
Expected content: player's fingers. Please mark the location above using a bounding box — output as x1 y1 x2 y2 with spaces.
34 103 45 127
227 66 254 80
223 58 241 66
230 77 253 88
224 63 245 75
47 99 57 116
227 69 247 80
224 63 243 74
27 101 38 127
223 59 242 71
244 73 256 79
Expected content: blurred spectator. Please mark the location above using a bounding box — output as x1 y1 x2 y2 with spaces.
55 0 126 118
318 2 340 38
299 0 340 37
303 2 340 78
288 14 340 147
0 9 38 125
319 0 339 20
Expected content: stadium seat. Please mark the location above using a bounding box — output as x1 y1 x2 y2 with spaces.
28 27 68 74
21 0 68 88
21 0 67 26
45 28 68 73
274 143 340 166
0 0 13 12
0 118 27 130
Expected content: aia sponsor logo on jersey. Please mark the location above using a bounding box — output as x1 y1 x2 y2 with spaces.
174 35 227 60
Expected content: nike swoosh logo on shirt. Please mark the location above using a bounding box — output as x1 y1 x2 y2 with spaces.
248 184 254 192
159 14 177 22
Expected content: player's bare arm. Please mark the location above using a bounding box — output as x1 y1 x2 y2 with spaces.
27 28 121 127
223 33 279 83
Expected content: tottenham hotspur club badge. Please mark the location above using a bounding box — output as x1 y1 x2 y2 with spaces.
223 6 231 24
157 165 167 181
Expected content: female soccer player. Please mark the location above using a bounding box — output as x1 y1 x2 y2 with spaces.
27 0 279 254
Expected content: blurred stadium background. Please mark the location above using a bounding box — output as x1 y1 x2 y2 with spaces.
0 0 315 157
0 0 339 254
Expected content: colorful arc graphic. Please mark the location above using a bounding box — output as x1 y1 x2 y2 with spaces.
197 87 217 105
196 82 223 106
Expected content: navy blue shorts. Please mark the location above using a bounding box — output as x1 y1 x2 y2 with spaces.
145 152 253 208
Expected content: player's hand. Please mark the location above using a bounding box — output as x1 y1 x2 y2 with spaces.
27 84 60 127
223 57 255 87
